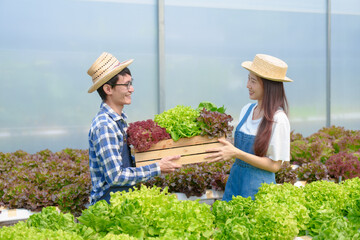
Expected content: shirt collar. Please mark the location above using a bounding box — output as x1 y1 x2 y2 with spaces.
100 102 128 122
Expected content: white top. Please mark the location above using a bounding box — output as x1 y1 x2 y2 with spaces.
238 103 290 162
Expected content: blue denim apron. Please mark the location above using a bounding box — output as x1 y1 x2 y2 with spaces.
222 103 275 201
97 119 135 204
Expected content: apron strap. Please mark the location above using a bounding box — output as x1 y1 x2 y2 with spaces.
235 103 256 132
116 119 135 168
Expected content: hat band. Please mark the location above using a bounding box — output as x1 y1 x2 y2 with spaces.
92 60 120 83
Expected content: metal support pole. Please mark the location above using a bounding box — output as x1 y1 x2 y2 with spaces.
326 0 331 127
157 0 165 114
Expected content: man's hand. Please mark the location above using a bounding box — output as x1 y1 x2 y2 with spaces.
158 155 182 173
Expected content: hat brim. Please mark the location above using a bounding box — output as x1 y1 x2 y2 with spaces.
241 61 293 82
88 59 134 93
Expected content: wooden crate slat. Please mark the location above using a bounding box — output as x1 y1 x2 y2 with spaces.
134 135 225 167
135 141 223 162
136 152 213 167
135 135 220 152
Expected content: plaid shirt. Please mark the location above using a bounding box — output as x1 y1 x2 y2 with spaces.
88 102 161 204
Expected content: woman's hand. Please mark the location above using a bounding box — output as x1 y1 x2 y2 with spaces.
205 138 283 173
204 138 239 163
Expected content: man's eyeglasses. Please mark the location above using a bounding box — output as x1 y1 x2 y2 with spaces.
113 79 133 90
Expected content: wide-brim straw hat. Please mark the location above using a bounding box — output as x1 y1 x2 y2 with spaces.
87 52 134 93
241 54 293 82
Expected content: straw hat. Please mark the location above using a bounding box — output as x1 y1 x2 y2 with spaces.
241 54 293 82
87 52 134 93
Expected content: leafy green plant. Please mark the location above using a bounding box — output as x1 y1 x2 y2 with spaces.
126 119 171 152
333 131 360 153
302 180 360 239
213 215 251 240
290 139 312 165
341 177 360 200
0 149 91 216
213 179 360 239
275 162 297 184
153 102 234 142
213 184 307 240
312 215 360 240
27 206 78 232
307 125 347 143
325 152 360 181
255 183 310 235
304 180 349 216
308 125 360 154
296 162 329 183
196 101 233 138
76 200 113 235
212 196 253 240
307 207 345 238
290 130 304 142
141 164 208 197
197 108 234 138
250 201 299 239
0 221 85 240
290 126 360 166
2 178 360 239
196 101 226 113
167 165 208 197
290 138 334 165
340 178 360 229
1 124 360 224
344 198 360 230
79 186 215 239
141 159 234 197
210 172 229 191
1 206 134 240
154 105 201 141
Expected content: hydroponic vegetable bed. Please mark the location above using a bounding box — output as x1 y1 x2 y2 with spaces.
1 179 360 239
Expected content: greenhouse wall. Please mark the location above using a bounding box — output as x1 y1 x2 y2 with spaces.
0 0 359 154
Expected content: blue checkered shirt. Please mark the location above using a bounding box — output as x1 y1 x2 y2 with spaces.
88 102 161 204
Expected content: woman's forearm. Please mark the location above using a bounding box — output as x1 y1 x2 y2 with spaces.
235 149 282 173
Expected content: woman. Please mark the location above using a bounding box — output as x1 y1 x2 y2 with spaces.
206 54 292 201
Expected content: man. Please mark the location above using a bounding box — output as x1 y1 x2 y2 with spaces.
87 52 181 205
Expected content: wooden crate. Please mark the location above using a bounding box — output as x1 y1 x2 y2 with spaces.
134 135 224 167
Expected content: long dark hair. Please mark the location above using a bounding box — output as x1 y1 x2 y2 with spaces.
254 78 288 157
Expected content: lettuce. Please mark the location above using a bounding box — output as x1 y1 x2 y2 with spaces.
250 202 299 240
26 206 77 231
126 119 171 152
213 183 310 239
197 108 233 138
0 221 84 240
154 105 201 141
79 186 215 239
196 101 226 113
255 183 310 234
312 216 360 240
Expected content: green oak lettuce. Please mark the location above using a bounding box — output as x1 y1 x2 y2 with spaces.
154 105 201 141
0 221 83 240
78 186 215 239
